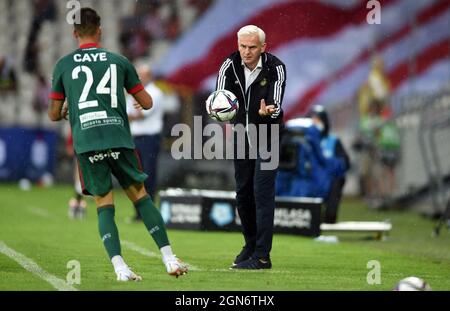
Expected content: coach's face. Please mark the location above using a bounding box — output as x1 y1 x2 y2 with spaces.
238 34 266 71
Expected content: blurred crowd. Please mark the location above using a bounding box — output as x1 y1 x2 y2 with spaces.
0 55 17 96
24 0 57 74
0 0 214 191
353 56 401 208
119 0 212 60
0 0 213 126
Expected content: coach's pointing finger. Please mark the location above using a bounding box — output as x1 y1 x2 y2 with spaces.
259 99 276 116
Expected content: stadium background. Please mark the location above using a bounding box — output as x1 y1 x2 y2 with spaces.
0 0 449 291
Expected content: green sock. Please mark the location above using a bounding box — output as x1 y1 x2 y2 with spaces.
134 195 170 248
97 205 121 259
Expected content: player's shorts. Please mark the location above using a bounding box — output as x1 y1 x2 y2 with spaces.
76 148 148 196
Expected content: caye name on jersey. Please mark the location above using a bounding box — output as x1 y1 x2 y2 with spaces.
74 52 107 63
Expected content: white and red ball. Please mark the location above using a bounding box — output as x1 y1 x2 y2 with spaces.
206 90 239 122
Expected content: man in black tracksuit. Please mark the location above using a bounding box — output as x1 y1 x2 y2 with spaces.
216 25 286 269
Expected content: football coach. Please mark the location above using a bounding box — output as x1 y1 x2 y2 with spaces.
215 25 286 269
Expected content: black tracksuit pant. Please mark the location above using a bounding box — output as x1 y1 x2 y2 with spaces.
234 156 277 260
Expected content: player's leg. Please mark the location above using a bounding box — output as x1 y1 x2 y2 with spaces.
76 151 141 281
114 148 187 277
131 136 147 221
68 160 80 219
124 183 169 248
68 160 87 219
95 191 141 281
123 183 188 277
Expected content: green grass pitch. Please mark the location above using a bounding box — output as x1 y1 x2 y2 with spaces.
0 184 449 291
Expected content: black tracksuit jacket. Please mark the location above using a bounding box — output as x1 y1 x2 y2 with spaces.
216 52 287 136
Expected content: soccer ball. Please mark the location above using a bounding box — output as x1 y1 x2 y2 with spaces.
206 90 239 122
394 276 432 291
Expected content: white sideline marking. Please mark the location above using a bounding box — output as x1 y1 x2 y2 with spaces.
122 240 201 271
122 240 160 258
26 206 55 220
0 241 77 291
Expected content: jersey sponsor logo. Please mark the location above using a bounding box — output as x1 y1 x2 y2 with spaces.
80 111 107 123
81 117 123 130
73 52 107 63
79 111 124 130
88 150 121 164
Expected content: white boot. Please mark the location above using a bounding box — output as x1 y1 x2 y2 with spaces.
111 255 142 281
115 265 142 282
163 255 188 277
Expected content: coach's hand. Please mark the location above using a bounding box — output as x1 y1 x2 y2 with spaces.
258 99 276 117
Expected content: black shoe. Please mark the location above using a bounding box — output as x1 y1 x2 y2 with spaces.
231 247 253 267
231 257 272 270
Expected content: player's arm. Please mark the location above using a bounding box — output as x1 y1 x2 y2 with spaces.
49 62 67 121
132 89 153 110
48 99 68 121
124 58 153 110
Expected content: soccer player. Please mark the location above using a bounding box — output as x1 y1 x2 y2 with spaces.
48 7 187 281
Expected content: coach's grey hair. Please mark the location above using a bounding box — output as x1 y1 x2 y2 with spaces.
237 25 266 44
